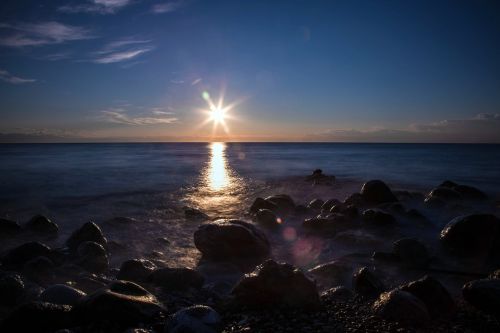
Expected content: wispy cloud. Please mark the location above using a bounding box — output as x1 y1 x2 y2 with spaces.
59 0 134 15
0 21 94 47
91 38 154 64
0 69 36 84
152 1 186 14
100 107 178 125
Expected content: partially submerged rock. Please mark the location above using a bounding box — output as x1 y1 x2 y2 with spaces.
184 206 210 221
360 180 398 205
118 259 157 283
308 260 352 290
66 222 107 252
249 197 277 214
362 209 396 227
255 209 280 228
2 242 52 269
264 194 295 213
372 290 430 326
26 214 59 234
440 214 500 256
76 241 109 273
40 284 86 306
194 219 270 263
231 259 320 309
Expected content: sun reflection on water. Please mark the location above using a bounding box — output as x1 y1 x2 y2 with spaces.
185 142 246 216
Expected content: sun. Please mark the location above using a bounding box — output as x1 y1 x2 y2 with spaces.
210 106 226 124
198 89 244 135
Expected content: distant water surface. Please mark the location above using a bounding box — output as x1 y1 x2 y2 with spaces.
1 143 499 210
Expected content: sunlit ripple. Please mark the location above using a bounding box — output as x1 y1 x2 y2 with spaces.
185 142 246 216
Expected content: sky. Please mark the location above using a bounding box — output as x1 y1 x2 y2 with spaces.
1 0 500 143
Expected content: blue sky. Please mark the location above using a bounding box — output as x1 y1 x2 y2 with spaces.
1 0 500 142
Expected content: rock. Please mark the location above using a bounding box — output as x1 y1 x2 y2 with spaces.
489 269 500 279
439 180 459 188
0 301 73 332
321 286 354 302
360 180 398 205
76 241 109 273
2 242 52 269
440 214 500 256
462 278 500 317
321 199 341 212
307 199 324 210
308 261 352 290
303 214 352 234
165 305 221 333
0 217 22 234
74 280 165 326
265 194 295 212
306 169 335 184
184 206 210 221
66 222 107 252
424 196 447 209
362 209 397 227
40 284 86 305
194 219 270 263
401 276 455 319
453 184 487 200
344 193 365 206
427 187 462 201
255 209 280 228
117 259 157 283
23 256 55 284
352 267 385 297
149 267 204 291
26 214 58 234
231 259 320 309
249 197 277 213
393 238 430 268
0 273 25 305
372 290 430 326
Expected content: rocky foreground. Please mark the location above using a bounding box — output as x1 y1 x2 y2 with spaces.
1 170 500 332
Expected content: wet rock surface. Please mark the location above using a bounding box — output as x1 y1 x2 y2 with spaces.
372 289 430 326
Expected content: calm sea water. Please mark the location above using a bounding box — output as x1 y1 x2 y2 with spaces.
1 143 499 207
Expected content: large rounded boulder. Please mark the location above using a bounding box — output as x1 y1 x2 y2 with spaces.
372 290 430 326
360 180 398 205
66 222 107 252
462 278 500 317
231 259 320 309
440 214 500 256
194 219 270 262
165 305 221 333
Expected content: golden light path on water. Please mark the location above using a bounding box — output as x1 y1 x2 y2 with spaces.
186 142 245 216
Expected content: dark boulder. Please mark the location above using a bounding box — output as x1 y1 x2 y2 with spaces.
440 214 500 256
23 256 55 284
424 196 447 209
462 279 500 317
231 259 320 309
401 276 455 319
303 214 352 234
40 284 86 306
439 180 459 188
453 184 487 201
489 269 500 279
265 194 295 212
0 273 25 305
307 260 352 290
352 267 385 297
149 267 204 291
306 169 335 185
194 219 270 262
66 222 107 252
321 199 341 212
344 193 365 206
393 238 430 268
117 259 157 283
76 241 109 273
427 187 462 201
321 286 354 302
2 242 52 269
165 305 221 333
26 215 58 234
249 197 278 213
362 209 397 227
184 207 210 221
360 180 398 205
74 280 165 326
255 209 280 228
0 217 22 234
0 301 73 332
307 199 324 210
372 290 430 326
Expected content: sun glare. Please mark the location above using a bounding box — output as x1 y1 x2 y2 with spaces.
210 106 226 124
198 89 244 135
